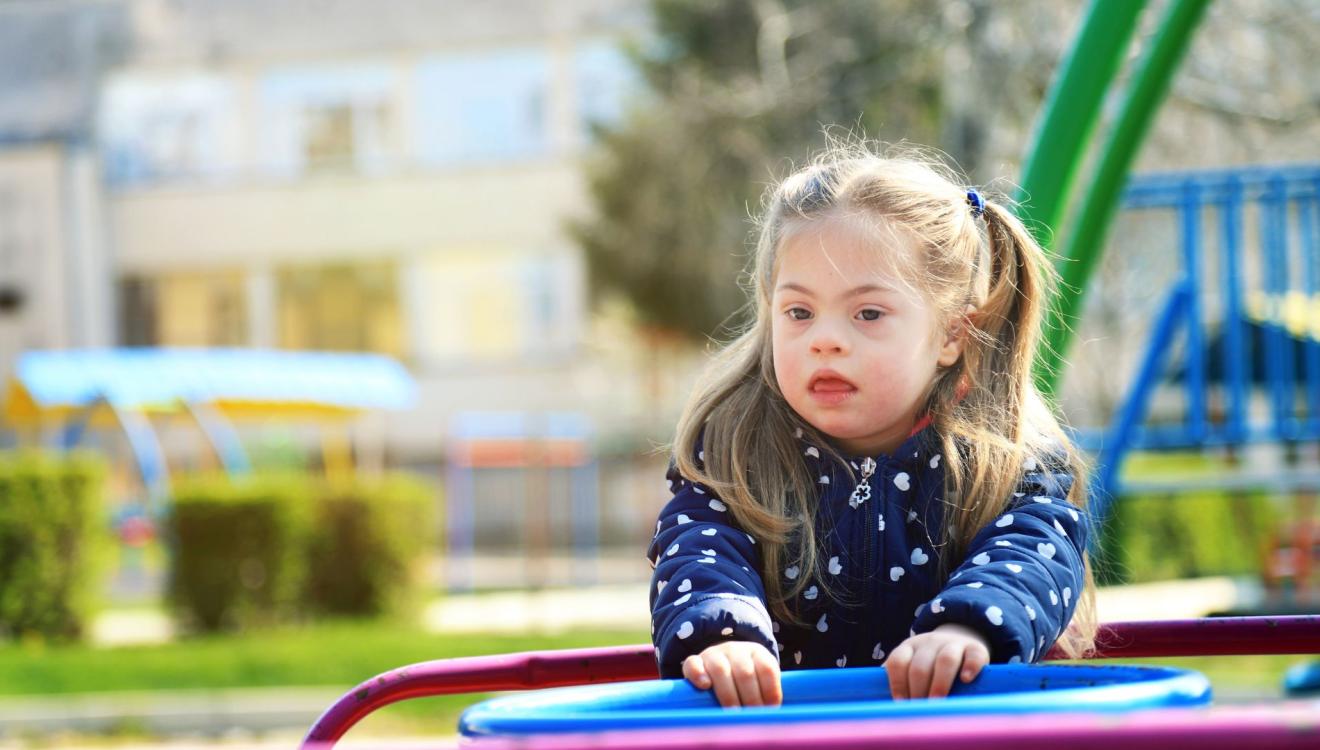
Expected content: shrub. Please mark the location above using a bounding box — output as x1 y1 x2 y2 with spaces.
166 476 311 632
0 452 105 640
1094 489 1280 586
304 475 436 618
167 473 436 631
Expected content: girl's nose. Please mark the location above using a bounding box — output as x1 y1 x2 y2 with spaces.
809 320 850 355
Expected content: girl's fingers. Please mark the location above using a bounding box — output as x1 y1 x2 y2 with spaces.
885 644 912 700
683 655 710 690
927 642 964 699
731 657 764 707
906 643 938 700
705 652 739 708
756 654 784 706
961 644 991 683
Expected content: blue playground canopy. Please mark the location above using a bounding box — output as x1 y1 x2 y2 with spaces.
3 348 417 514
8 348 415 417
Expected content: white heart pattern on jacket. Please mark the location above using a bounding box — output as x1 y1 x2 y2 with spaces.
893 472 910 491
678 578 692 592
701 528 717 536
889 566 904 581
804 585 818 600
930 597 944 614
1037 542 1056 559
816 613 829 632
677 621 694 639
828 556 843 575
708 499 727 512
872 643 885 660
785 565 800 580
986 606 1004 626
995 514 1014 528
972 552 990 565
910 547 929 565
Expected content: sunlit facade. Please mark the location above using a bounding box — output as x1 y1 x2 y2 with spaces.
97 0 649 458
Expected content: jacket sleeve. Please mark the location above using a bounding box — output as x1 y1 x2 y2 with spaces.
647 448 776 678
911 454 1088 663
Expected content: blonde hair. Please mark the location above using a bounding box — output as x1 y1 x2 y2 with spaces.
672 142 1096 659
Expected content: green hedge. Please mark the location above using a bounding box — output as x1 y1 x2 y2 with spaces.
167 477 311 632
0 453 105 641
304 475 434 618
1094 489 1281 586
167 473 435 632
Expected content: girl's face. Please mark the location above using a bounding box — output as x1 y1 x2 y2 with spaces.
771 217 965 457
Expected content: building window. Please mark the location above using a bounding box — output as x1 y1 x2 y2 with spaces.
276 260 403 357
99 74 241 185
118 272 247 347
415 47 550 166
575 40 636 138
261 65 398 177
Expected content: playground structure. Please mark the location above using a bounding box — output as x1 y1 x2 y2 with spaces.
1084 164 1320 609
302 616 1320 748
300 0 1319 746
2 348 415 568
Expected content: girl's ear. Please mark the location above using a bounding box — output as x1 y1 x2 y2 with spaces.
937 305 976 367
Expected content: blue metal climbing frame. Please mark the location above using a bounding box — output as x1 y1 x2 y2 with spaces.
1085 164 1320 522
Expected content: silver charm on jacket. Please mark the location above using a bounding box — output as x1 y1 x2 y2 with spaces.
849 457 877 509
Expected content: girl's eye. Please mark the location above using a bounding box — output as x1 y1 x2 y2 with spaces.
857 309 884 321
787 307 812 321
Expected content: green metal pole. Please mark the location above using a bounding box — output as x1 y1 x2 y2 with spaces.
1037 0 1212 397
1016 0 1147 248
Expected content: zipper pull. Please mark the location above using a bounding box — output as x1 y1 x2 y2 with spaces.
849 457 876 509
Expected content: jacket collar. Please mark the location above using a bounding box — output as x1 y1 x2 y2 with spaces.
795 421 938 476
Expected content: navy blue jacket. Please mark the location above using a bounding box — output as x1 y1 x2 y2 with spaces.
646 427 1087 678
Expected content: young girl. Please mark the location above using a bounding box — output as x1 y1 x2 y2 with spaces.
647 144 1095 707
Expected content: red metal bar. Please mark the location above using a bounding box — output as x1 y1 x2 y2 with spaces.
300 616 1320 748
1078 615 1320 658
300 644 656 746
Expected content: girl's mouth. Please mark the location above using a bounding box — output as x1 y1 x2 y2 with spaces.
809 376 857 405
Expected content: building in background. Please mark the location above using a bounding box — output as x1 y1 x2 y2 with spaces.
89 0 666 463
0 4 129 395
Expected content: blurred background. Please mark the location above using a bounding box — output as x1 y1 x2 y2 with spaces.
0 0 1317 746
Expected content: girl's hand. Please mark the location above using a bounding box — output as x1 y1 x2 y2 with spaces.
885 623 991 700
682 641 783 708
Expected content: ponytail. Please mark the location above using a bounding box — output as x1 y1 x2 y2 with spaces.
933 196 1097 658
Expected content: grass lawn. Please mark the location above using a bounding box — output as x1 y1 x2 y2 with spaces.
0 620 652 737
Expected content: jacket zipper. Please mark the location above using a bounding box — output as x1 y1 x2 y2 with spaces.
853 457 877 663
849 457 876 508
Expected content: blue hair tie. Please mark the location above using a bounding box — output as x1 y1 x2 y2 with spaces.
966 189 985 218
